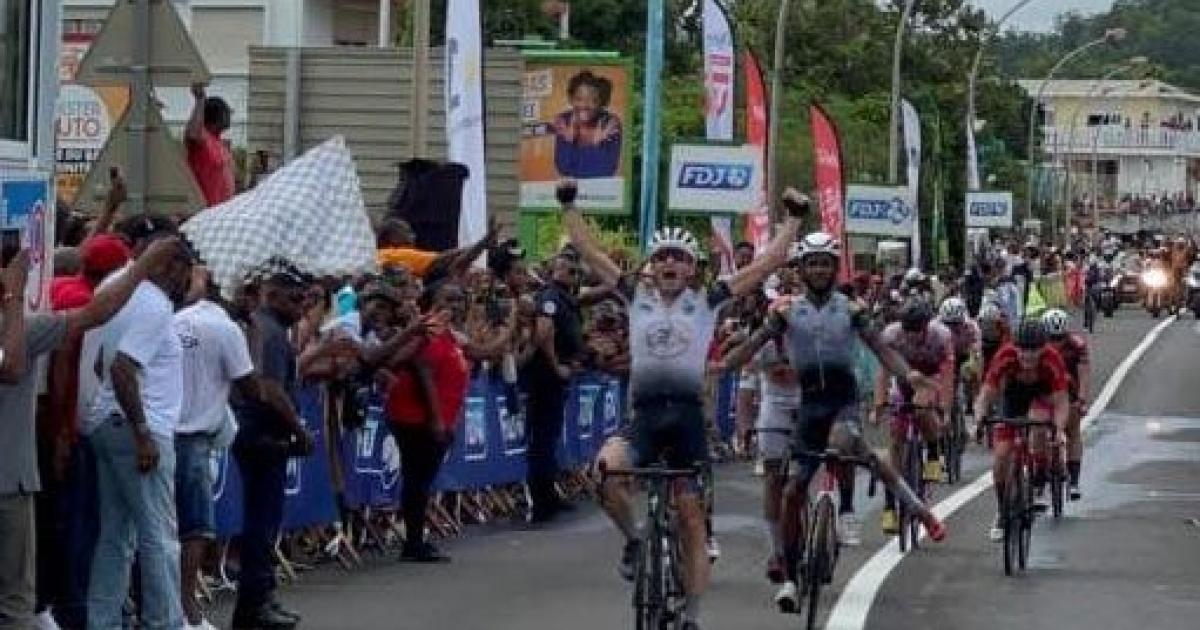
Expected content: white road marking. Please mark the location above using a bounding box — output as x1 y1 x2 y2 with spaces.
825 315 1178 630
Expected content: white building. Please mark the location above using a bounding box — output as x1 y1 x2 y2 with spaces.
62 0 398 145
1018 79 1200 214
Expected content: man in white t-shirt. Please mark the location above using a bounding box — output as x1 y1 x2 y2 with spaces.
172 271 254 630
84 238 195 630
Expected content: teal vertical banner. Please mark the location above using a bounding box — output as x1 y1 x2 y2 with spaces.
638 0 666 252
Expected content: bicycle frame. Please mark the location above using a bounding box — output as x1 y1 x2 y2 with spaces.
884 402 937 552
984 416 1053 576
600 462 703 630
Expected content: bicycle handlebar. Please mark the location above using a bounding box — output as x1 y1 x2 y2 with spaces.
793 449 874 468
597 460 704 482
981 417 1055 428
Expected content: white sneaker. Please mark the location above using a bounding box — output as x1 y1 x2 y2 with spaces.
753 459 766 477
838 513 863 547
706 535 721 562
988 514 1004 543
774 581 800 614
32 611 60 630
185 619 218 630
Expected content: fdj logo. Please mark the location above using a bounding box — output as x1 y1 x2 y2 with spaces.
847 197 911 226
970 201 1008 218
678 163 753 191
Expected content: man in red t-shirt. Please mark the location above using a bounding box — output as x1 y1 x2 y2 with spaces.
384 283 469 563
185 83 236 207
974 320 1070 542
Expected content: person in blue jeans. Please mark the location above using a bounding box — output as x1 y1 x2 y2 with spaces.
83 237 196 630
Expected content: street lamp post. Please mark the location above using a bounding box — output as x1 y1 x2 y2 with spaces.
766 0 793 224
1024 28 1127 230
888 0 919 184
967 0 1038 191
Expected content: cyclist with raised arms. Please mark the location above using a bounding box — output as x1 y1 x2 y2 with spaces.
1042 308 1090 500
974 320 1071 541
720 232 947 613
873 296 955 533
569 180 807 630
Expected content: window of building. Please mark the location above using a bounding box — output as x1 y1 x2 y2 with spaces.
0 0 34 148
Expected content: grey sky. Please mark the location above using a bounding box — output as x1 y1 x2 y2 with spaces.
971 0 1116 32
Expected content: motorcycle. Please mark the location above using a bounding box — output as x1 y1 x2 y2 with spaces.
1098 264 1118 318
1141 267 1171 318
1186 263 1200 317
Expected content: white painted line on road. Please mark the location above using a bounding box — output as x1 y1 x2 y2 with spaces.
825 315 1177 630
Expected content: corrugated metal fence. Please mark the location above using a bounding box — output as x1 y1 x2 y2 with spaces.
247 46 523 231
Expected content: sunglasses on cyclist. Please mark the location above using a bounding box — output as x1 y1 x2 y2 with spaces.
651 249 694 264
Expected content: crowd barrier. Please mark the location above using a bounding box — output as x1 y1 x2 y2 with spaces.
212 373 632 538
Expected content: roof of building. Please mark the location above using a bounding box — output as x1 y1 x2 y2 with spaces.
1015 79 1200 104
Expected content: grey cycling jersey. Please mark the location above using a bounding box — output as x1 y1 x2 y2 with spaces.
625 281 731 403
781 292 867 403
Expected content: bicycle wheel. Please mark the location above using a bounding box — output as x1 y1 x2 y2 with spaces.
1084 293 1096 334
634 527 655 630
1002 466 1020 577
907 437 924 551
1018 465 1033 571
806 497 836 630
1050 455 1065 519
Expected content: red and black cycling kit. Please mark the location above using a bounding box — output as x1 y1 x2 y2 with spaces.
1049 333 1089 402
983 343 1070 441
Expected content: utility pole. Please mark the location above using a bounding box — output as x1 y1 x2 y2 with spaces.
766 0 792 226
411 0 431 158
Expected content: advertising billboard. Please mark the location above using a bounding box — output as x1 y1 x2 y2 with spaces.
520 59 631 213
965 191 1014 228
845 185 915 238
56 31 129 205
667 144 763 213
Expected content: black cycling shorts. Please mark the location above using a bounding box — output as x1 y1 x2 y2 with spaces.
628 397 709 469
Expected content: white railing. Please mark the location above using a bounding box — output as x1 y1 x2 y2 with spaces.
1044 126 1200 154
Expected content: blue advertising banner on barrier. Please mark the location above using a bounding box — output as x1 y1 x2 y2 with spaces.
216 373 635 537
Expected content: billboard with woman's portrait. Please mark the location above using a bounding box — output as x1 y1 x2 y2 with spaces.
520 60 631 213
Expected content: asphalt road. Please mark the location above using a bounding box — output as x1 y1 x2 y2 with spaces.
212 308 1175 630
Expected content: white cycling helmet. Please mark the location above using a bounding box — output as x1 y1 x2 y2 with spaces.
797 231 840 262
938 297 968 324
1042 308 1071 337
903 267 927 286
648 227 699 260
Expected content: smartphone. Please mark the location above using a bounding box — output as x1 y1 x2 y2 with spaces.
1 228 21 268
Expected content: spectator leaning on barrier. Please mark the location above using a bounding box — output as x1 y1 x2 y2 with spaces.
172 268 257 630
523 249 586 523
230 263 316 630
383 281 469 563
80 237 196 630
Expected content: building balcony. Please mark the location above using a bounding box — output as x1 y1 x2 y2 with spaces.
1044 126 1200 156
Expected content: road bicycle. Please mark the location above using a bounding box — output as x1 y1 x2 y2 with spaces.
600 460 705 630
883 402 938 553
1083 285 1097 334
982 416 1059 576
942 371 970 485
752 428 874 630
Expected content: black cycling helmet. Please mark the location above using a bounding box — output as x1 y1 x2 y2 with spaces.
1014 319 1047 350
899 297 934 333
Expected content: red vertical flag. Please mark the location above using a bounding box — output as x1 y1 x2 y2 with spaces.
742 51 770 254
809 103 852 280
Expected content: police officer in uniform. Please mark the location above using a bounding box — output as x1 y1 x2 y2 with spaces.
524 251 584 523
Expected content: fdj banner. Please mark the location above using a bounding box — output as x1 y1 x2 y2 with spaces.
845 185 916 238
965 191 1014 228
668 144 764 213
520 61 631 213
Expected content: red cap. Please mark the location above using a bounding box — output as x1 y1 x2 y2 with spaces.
50 276 93 311
80 235 131 277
